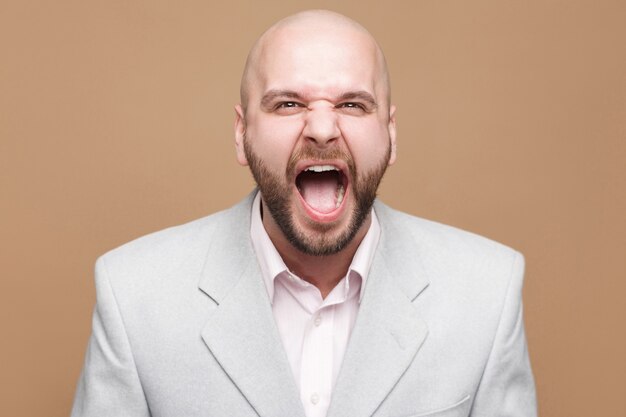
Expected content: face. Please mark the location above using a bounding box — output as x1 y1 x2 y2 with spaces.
235 27 397 256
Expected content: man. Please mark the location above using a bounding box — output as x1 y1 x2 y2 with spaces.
72 10 537 417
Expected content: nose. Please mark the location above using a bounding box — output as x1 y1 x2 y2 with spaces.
302 107 340 148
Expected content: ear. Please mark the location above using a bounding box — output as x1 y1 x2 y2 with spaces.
387 105 397 165
234 104 248 166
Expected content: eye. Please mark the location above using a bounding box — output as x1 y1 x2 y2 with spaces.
277 101 302 109
337 102 366 112
274 101 305 114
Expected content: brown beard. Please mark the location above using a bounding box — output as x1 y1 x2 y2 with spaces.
244 139 391 256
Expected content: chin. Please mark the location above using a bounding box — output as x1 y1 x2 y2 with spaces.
283 196 366 256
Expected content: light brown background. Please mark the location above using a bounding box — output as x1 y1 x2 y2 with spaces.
1 1 624 416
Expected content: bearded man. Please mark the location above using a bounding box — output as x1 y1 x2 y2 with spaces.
72 10 537 417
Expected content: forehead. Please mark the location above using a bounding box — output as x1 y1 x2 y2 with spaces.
253 28 383 99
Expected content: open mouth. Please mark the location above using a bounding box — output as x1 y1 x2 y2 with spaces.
295 164 349 215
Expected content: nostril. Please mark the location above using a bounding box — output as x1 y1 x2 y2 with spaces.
303 115 341 145
305 135 338 147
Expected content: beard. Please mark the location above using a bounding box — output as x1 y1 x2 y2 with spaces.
244 139 391 256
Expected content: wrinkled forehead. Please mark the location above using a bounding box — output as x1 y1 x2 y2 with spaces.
245 25 389 105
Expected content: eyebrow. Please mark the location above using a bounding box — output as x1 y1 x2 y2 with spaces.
260 90 303 109
338 91 378 109
260 89 378 109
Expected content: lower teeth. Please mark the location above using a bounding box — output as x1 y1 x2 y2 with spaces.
335 184 345 208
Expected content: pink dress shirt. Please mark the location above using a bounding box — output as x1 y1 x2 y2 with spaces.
250 192 381 417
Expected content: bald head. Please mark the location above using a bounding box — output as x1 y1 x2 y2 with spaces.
240 10 390 112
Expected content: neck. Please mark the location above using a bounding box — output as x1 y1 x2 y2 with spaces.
262 201 370 298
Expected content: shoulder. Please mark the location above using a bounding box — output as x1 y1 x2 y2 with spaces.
376 200 522 260
374 201 524 298
96 195 253 288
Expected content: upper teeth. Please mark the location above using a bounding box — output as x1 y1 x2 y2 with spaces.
305 165 339 172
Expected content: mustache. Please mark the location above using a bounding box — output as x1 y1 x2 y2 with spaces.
286 145 356 180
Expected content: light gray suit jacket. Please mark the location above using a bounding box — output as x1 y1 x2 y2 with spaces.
72 192 537 417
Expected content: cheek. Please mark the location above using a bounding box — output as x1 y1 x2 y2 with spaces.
339 118 391 168
247 117 305 168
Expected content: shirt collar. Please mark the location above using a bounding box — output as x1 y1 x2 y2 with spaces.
249 191 380 303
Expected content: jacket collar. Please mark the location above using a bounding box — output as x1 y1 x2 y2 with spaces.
326 200 430 417
198 191 306 417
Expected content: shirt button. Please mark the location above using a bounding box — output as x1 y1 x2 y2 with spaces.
314 315 322 326
310 393 320 405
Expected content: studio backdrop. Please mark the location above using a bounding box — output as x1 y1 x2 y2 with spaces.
1 1 624 416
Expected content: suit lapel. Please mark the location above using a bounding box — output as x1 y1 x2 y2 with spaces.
196 195 429 417
327 202 431 417
198 192 305 417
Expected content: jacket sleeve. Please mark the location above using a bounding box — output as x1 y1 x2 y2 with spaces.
71 257 151 417
470 252 538 416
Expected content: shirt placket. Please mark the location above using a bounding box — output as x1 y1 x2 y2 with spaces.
300 305 335 417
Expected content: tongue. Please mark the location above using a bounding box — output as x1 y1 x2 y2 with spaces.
298 171 338 213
